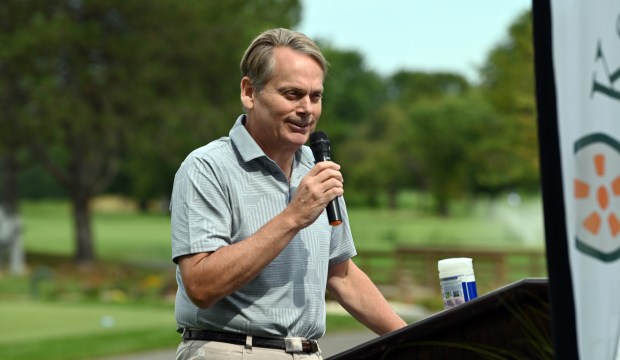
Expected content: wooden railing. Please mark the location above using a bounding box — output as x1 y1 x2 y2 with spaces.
355 246 547 302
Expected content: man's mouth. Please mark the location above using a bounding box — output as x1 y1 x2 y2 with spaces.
287 120 311 130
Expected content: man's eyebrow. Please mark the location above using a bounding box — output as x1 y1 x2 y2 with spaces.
278 85 303 91
276 86 323 97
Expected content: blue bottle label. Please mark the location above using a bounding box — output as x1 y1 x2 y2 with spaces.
440 274 478 309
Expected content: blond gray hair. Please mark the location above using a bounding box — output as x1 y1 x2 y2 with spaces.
240 28 328 91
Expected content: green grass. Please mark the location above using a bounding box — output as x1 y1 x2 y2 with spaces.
325 313 367 333
21 201 172 262
349 195 545 250
0 298 364 360
0 300 178 360
20 196 544 262
5 196 545 359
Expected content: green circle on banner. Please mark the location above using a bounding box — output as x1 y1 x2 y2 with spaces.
573 133 620 262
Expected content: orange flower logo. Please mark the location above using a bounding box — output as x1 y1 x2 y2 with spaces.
573 134 620 262
574 153 620 236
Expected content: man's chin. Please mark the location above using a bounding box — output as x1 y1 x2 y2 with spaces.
285 133 310 149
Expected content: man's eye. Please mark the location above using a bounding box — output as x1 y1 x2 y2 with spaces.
284 91 300 99
311 93 323 102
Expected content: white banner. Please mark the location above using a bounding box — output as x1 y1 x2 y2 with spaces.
551 0 620 358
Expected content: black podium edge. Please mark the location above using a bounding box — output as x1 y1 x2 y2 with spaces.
327 278 549 360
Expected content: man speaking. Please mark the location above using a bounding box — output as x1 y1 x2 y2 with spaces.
170 27 406 359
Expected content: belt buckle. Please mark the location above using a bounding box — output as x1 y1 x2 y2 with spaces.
309 339 319 352
284 337 304 353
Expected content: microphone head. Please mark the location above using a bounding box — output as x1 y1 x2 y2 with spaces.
309 131 331 162
310 131 329 146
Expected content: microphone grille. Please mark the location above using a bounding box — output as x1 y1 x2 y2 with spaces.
310 131 329 145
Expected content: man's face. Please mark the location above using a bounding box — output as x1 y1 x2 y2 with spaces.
242 47 324 157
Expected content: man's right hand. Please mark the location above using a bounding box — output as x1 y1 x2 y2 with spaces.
286 161 344 228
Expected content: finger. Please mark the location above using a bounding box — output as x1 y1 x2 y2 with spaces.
310 161 340 174
313 163 343 183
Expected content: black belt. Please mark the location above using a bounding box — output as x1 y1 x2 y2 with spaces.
182 329 319 353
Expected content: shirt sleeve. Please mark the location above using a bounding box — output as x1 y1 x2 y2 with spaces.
170 155 232 263
328 197 357 264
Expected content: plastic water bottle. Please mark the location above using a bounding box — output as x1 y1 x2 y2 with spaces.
438 257 478 309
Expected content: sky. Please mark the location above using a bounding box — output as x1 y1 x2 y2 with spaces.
296 0 531 83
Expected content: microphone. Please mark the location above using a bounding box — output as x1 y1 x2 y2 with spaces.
309 131 343 226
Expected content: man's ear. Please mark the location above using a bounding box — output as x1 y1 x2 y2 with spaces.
240 77 255 110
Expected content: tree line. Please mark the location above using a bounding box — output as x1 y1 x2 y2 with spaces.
0 0 537 263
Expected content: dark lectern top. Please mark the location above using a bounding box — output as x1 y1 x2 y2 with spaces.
327 278 551 360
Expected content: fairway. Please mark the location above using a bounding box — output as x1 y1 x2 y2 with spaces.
0 300 179 360
20 197 545 263
0 300 175 344
20 201 173 262
0 299 365 360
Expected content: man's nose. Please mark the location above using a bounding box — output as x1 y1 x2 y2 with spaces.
297 95 311 113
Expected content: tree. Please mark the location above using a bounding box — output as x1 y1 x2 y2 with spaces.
318 45 387 150
388 71 470 103
0 61 24 218
407 94 500 216
343 102 417 208
339 70 471 209
0 0 302 264
478 10 539 192
0 0 40 274
116 1 303 211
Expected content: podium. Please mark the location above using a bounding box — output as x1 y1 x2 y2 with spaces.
327 278 551 359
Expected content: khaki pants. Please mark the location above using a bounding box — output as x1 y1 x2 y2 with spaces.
176 340 323 360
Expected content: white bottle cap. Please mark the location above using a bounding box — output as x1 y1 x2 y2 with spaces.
438 257 474 278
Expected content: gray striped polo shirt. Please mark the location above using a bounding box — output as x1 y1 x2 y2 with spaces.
171 115 357 339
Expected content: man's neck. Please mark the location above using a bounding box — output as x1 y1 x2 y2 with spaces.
271 153 295 181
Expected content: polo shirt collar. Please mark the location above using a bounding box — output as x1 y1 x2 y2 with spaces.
230 114 265 163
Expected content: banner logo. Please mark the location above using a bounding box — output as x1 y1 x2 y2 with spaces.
591 14 620 101
574 134 620 262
